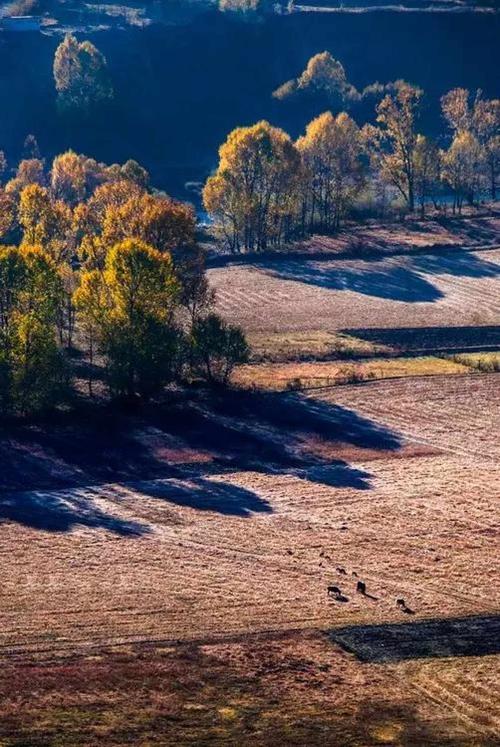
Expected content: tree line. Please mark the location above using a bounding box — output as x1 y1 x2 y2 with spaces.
0 147 248 418
204 82 500 252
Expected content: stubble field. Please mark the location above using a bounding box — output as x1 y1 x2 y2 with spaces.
0 373 499 743
1 229 499 744
209 247 500 344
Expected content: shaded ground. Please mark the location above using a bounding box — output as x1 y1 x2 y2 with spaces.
0 375 499 744
0 375 498 656
3 629 499 747
330 615 500 663
210 248 500 341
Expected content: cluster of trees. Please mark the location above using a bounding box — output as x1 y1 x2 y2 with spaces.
53 34 113 114
204 82 499 252
272 52 395 106
0 147 248 418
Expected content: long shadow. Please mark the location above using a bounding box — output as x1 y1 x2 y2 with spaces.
132 476 272 518
412 249 500 278
0 486 148 536
0 389 402 532
259 246 499 304
342 325 500 353
329 614 500 663
201 389 402 451
262 261 443 303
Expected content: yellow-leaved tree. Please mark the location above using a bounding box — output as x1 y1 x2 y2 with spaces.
297 111 365 232
203 120 302 253
0 245 66 416
53 33 113 113
74 238 181 400
365 81 423 213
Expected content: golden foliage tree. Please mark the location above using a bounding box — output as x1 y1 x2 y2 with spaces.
53 33 113 113
366 81 423 212
0 245 66 416
203 120 301 252
101 193 196 255
19 184 73 264
297 111 365 231
442 131 484 213
441 89 500 200
0 189 17 241
74 239 181 400
273 52 359 104
5 158 46 198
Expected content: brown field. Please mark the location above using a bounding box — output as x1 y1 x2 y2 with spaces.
209 248 500 346
2 229 500 744
1 371 499 743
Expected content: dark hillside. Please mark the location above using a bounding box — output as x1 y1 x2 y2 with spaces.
0 9 498 200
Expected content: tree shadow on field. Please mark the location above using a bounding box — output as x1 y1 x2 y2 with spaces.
341 324 500 353
0 485 148 535
262 261 443 303
329 614 500 663
261 248 500 304
411 249 500 279
131 476 272 518
0 388 402 532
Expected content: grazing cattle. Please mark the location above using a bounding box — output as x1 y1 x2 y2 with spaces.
327 585 342 599
356 581 366 594
336 567 347 575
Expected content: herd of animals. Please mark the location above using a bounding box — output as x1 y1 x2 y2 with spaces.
327 566 414 614
285 548 415 614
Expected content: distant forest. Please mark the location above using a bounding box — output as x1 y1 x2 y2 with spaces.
0 7 498 202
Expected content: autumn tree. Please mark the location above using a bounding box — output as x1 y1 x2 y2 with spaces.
5 158 46 197
51 151 107 205
100 193 195 255
121 159 150 189
442 131 484 213
74 239 181 400
366 81 423 212
414 135 441 216
297 111 365 232
273 52 359 105
441 88 472 134
19 184 73 263
53 33 113 113
0 189 18 242
474 98 500 200
203 121 301 252
441 88 500 200
0 245 66 416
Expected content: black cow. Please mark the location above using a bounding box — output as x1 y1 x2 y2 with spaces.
327 585 342 599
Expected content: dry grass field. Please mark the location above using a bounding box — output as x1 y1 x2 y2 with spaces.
209 248 500 353
2 224 500 744
0 371 499 744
